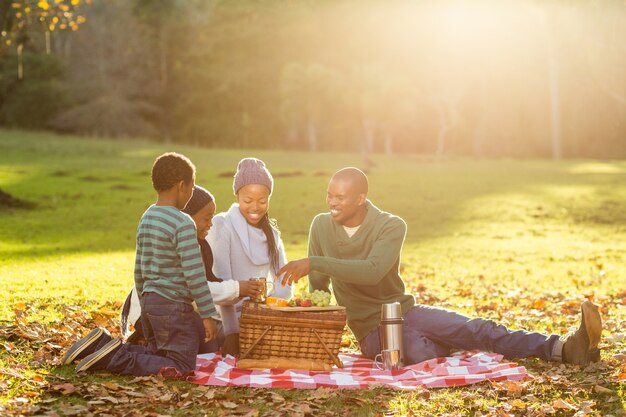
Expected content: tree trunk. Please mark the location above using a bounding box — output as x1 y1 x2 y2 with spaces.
158 19 171 143
159 21 168 90
384 131 393 155
0 0 11 35
548 55 562 160
542 5 563 161
17 43 23 80
63 33 72 61
53 31 72 61
362 118 375 153
45 31 51 54
286 121 298 145
436 105 448 157
473 74 488 157
241 110 250 148
307 118 317 152
95 24 106 85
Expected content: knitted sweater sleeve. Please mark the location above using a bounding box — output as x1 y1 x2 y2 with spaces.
207 216 239 335
133 232 144 297
309 216 406 286
307 216 331 293
207 280 240 305
207 217 234 281
176 221 216 318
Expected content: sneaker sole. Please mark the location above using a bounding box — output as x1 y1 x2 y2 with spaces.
61 328 104 365
75 339 122 373
582 301 602 351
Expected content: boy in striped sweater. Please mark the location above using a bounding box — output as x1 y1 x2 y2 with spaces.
62 152 217 376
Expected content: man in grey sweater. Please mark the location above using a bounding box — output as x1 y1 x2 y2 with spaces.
279 167 602 366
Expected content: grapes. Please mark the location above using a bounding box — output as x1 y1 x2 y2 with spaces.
289 290 332 307
307 290 331 307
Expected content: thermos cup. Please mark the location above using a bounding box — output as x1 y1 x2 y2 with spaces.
374 349 402 371
378 302 405 369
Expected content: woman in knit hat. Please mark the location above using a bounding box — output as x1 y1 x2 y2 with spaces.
207 157 292 357
120 185 264 353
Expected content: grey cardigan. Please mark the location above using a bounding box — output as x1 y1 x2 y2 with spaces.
207 203 292 335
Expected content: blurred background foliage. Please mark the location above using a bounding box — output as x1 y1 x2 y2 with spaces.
0 0 624 158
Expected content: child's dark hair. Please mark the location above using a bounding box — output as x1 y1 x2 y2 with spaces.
151 152 196 192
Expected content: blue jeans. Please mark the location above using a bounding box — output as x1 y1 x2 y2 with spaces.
360 304 560 365
129 303 223 354
107 292 202 376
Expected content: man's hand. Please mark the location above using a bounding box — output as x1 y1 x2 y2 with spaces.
221 333 240 357
277 258 311 287
203 318 217 342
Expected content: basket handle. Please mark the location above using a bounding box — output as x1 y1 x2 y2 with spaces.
239 326 272 360
312 329 343 368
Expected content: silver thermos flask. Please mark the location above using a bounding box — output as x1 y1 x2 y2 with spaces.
379 302 405 367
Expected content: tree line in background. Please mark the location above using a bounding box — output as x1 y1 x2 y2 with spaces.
0 0 625 158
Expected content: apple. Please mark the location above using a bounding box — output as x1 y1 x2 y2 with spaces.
300 299 312 307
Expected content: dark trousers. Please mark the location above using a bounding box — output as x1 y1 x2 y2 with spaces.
131 307 223 354
360 303 560 365
107 292 201 376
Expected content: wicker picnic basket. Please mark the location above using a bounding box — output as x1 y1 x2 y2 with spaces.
239 301 347 368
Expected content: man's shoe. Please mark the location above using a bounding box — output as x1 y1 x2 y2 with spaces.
562 301 602 366
61 327 112 365
75 338 122 373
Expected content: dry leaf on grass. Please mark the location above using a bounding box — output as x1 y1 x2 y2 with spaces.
509 399 526 409
553 398 578 410
50 383 77 396
221 400 239 409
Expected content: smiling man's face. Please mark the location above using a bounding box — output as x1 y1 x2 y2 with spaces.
326 177 366 227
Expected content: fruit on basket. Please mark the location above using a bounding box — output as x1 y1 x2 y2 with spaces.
289 290 332 307
265 297 289 307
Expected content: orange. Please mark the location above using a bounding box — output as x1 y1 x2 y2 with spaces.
266 297 289 307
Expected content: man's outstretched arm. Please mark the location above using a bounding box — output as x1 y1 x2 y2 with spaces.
279 217 406 287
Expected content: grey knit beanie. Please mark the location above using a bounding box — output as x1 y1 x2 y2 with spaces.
182 185 214 216
233 157 274 195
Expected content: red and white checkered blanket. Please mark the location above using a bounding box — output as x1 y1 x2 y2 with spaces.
189 351 528 389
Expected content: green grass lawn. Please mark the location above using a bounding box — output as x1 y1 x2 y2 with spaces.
1 129 625 416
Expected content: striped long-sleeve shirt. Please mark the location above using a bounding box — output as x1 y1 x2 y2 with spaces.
134 205 216 318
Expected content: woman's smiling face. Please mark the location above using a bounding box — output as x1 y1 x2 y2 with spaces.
236 184 271 226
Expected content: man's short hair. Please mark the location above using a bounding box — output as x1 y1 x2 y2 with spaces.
331 167 368 195
151 152 196 192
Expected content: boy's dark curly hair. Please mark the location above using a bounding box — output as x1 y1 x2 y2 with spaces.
151 152 196 192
